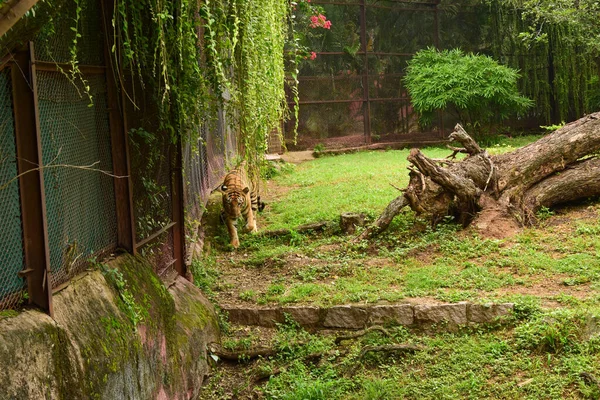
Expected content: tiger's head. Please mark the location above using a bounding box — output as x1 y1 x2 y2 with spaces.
221 184 249 218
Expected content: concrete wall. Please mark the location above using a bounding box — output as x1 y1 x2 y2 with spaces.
0 254 219 400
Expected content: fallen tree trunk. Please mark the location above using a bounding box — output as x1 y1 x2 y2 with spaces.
365 112 600 238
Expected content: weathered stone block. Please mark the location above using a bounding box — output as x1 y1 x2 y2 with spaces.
467 303 514 323
282 306 321 327
414 303 468 326
0 254 220 400
224 307 283 327
368 304 414 326
323 305 368 329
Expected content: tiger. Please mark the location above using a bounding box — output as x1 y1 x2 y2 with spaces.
220 165 264 248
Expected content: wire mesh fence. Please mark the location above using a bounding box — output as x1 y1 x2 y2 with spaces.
285 0 443 150
124 77 178 276
0 67 26 310
183 107 236 244
37 71 118 289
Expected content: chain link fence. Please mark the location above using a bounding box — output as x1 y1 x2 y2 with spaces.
286 0 442 151
124 77 177 276
184 107 237 242
0 67 26 309
34 0 104 66
38 71 118 289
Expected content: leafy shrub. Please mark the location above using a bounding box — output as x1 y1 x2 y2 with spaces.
404 48 534 131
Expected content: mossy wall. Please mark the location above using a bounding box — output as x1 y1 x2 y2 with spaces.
0 254 219 400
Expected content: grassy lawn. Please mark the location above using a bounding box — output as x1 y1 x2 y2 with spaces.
196 134 600 309
196 134 600 399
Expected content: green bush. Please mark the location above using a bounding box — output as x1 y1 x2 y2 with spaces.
404 48 534 131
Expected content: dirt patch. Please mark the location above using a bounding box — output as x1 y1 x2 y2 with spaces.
280 151 315 164
472 195 521 239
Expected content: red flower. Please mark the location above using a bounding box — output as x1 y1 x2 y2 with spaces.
323 20 332 29
310 51 317 60
309 15 319 28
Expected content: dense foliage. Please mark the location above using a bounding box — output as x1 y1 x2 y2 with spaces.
110 0 289 174
404 48 533 130
442 0 600 124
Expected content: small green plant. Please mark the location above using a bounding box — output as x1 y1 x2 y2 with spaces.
313 143 326 157
239 290 257 302
98 263 146 327
535 205 555 221
0 310 19 319
540 122 566 132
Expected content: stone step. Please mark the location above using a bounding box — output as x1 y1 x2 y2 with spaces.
222 302 514 331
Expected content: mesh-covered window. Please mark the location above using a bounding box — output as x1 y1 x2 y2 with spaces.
0 68 26 309
37 71 117 288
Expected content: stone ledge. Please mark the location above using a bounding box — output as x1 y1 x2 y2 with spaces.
223 302 514 331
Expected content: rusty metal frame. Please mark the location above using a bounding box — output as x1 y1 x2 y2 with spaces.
11 42 53 316
100 0 136 253
171 139 187 277
290 0 442 141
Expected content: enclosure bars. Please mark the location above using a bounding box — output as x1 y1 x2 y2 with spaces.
0 0 190 315
359 0 371 143
99 0 186 278
11 42 53 315
100 0 136 255
288 0 442 146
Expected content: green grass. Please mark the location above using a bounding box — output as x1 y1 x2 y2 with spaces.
199 133 600 399
204 134 600 307
263 135 542 230
262 148 452 229
206 306 600 399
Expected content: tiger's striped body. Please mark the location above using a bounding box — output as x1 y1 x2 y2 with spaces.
220 166 261 248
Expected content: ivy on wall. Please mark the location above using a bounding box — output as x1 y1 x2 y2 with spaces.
110 0 289 175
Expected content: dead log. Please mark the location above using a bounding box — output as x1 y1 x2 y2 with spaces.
370 113 600 237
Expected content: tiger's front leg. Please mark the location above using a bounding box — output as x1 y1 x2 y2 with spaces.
245 207 258 234
226 218 240 248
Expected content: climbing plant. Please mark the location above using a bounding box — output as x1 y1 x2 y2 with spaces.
109 0 290 176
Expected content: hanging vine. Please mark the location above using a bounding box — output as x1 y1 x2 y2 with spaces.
106 0 290 178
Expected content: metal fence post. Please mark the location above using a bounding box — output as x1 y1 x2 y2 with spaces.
171 139 187 277
12 42 53 316
100 0 136 253
360 0 372 144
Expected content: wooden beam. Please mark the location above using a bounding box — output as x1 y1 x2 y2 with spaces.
0 0 39 38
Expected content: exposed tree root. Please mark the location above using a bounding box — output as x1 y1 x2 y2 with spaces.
366 113 600 238
334 325 392 344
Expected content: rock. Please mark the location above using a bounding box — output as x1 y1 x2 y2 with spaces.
414 303 468 328
467 303 514 323
282 306 322 327
224 307 283 328
368 304 414 326
323 305 368 329
0 254 219 400
340 212 366 234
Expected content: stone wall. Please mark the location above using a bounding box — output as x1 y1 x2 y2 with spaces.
0 254 219 400
224 302 514 331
